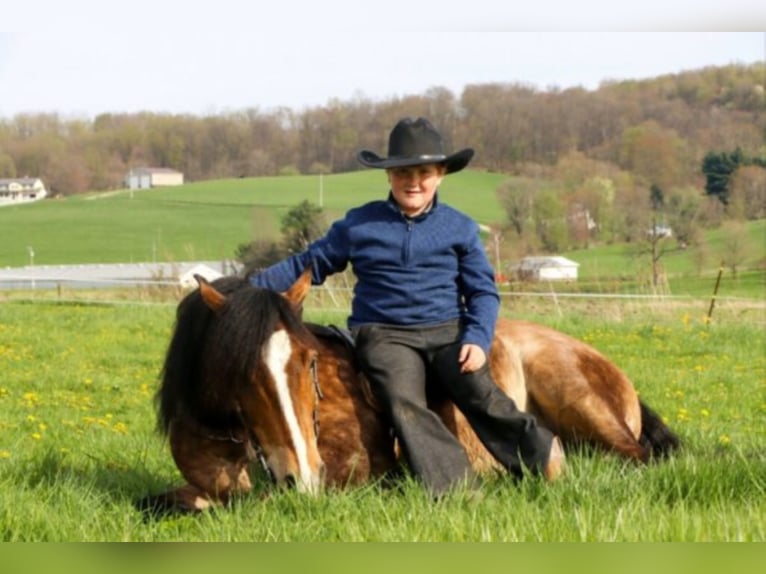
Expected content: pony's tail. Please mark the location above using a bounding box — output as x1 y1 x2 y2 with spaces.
639 400 681 458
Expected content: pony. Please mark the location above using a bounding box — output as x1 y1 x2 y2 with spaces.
137 268 679 513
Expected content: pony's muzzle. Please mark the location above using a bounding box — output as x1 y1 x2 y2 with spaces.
285 461 325 495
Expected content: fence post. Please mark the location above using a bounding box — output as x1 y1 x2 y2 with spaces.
706 264 724 323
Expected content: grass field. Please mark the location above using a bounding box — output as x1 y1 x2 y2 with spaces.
1 297 763 541
1 171 763 301
1 171 764 541
0 170 508 267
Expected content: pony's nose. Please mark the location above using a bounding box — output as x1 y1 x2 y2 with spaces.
284 474 297 488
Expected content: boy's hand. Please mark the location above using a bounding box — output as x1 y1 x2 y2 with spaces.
459 343 487 373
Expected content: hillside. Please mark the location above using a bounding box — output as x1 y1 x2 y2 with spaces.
1 172 763 301
0 170 509 267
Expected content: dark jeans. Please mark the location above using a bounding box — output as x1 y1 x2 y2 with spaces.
353 320 555 496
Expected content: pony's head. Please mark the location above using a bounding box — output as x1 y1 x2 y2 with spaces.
161 267 325 494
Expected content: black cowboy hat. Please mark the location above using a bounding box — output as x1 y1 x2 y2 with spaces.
357 117 474 174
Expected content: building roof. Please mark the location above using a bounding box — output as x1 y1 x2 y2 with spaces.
127 167 182 175
515 256 580 269
0 177 44 187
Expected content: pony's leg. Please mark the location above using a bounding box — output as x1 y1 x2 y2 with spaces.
138 418 254 515
542 392 650 462
171 418 254 500
136 483 219 515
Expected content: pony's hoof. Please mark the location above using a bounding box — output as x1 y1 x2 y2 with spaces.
544 436 566 482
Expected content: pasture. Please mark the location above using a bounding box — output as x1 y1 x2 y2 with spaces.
0 295 763 541
0 170 508 267
1 170 764 302
1 172 764 541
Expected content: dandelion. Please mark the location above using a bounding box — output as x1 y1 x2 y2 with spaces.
23 392 40 406
31 433 42 441
0 450 10 459
718 434 731 446
700 408 710 418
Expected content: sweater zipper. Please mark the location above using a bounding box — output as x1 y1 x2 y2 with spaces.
403 218 414 266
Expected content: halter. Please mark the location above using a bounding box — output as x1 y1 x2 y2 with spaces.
240 355 323 485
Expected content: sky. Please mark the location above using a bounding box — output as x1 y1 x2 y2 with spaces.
0 2 764 119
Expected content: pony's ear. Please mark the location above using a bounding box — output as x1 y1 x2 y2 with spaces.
282 265 312 308
196 274 226 312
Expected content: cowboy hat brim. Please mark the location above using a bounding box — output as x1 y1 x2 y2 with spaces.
357 148 474 174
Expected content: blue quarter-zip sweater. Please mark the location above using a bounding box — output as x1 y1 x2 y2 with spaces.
249 193 500 353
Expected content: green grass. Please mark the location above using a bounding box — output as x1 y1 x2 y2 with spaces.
0 170 508 267
1 298 763 541
568 219 766 279
1 171 764 300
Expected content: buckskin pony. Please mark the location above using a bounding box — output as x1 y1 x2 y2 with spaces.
138 268 679 514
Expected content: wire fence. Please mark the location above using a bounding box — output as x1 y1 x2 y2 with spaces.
2 272 763 327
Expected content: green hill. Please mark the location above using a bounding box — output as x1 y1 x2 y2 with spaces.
0 170 509 267
1 171 763 299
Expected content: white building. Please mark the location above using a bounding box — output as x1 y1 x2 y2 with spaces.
0 178 48 206
511 256 580 282
125 167 184 190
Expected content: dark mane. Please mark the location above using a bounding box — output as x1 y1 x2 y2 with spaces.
156 276 313 434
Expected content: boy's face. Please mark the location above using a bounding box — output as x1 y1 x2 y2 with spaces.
386 163 446 217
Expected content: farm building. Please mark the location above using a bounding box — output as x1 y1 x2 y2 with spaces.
0 178 48 206
647 224 673 238
511 256 580 282
125 167 184 190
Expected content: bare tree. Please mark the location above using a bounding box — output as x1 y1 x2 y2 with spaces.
496 178 536 237
719 221 754 279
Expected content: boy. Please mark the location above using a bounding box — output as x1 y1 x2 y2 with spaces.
250 117 564 495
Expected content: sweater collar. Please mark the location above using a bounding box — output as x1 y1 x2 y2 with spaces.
386 191 440 220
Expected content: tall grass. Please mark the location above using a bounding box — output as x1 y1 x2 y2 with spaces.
1 297 763 541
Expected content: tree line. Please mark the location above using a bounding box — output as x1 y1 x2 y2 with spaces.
1 63 763 280
0 63 762 198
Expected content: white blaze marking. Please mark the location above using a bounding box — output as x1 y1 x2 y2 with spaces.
263 329 316 492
